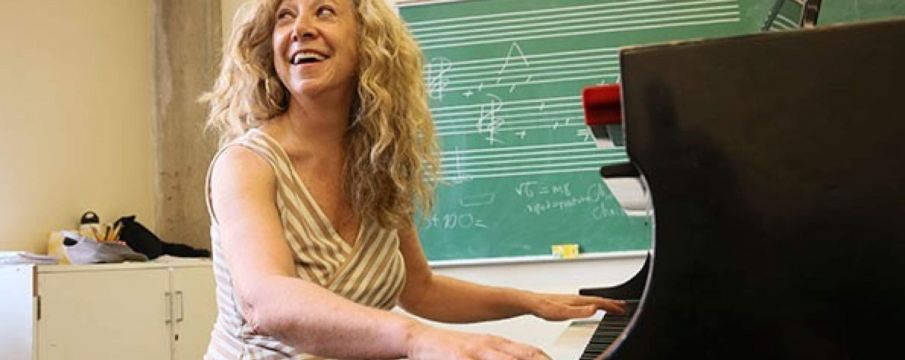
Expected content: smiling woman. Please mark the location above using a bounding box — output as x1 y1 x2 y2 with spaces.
204 0 436 229
199 1 625 359
272 0 360 99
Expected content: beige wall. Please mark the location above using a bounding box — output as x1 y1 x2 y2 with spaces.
0 1 156 253
222 0 249 43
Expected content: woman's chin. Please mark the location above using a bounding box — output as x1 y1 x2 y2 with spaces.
288 81 354 101
288 84 326 98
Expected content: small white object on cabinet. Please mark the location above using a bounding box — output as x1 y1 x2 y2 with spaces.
0 260 216 360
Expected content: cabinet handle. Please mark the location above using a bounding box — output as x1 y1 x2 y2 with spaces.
165 292 173 324
175 290 185 323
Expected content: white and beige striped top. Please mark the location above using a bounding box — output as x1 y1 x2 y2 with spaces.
204 128 407 360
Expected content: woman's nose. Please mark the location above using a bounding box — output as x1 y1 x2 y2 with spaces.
290 14 318 42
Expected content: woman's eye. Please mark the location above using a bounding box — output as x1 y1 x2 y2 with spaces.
277 9 294 20
316 6 336 18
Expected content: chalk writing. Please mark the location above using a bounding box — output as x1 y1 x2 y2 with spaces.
449 145 473 184
523 183 617 218
427 57 452 100
477 93 505 144
515 181 572 198
499 42 531 92
460 193 496 207
425 212 489 230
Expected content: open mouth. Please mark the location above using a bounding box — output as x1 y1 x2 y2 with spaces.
290 51 328 65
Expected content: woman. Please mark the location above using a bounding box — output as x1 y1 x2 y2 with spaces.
202 0 625 359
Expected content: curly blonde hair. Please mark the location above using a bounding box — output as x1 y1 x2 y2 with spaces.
202 0 439 229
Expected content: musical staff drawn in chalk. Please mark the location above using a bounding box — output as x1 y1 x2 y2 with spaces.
424 47 618 97
433 96 589 138
410 0 743 181
437 142 628 181
409 0 740 50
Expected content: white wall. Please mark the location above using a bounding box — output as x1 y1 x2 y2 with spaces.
0 1 155 254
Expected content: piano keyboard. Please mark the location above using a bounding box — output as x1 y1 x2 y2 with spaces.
579 300 639 360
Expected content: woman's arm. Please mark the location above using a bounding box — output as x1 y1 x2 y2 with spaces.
210 146 415 358
211 146 549 360
397 226 626 323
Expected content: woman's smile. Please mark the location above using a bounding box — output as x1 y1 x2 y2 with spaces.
272 0 359 98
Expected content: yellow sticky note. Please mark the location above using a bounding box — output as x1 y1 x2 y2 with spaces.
552 244 580 259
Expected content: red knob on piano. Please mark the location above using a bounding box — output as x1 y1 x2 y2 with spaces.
582 83 622 126
582 83 623 147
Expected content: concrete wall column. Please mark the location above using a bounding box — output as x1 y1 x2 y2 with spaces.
153 0 222 250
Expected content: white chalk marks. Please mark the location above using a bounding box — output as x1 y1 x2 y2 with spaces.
427 57 452 100
424 46 620 98
438 141 627 182
408 0 740 50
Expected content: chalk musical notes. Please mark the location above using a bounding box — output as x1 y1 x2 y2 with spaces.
427 57 453 100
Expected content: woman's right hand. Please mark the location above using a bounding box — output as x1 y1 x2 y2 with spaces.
406 324 550 360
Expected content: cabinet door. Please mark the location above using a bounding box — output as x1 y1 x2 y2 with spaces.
37 268 171 360
0 265 36 360
171 266 217 360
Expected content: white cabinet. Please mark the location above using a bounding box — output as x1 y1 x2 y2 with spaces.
36 266 172 359
170 265 217 360
0 260 216 360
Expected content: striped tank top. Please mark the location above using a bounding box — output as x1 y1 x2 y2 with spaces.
203 128 407 360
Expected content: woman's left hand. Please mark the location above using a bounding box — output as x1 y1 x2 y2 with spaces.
525 292 626 321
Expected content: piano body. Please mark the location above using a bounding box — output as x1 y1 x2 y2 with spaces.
573 17 905 359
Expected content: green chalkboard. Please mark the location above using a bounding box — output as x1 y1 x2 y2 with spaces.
819 0 905 25
763 0 810 31
400 0 904 262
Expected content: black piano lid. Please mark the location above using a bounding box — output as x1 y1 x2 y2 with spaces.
597 17 905 359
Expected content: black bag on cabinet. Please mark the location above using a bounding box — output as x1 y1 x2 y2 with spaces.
113 215 211 260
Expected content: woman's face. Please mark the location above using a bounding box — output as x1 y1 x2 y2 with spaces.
272 0 359 100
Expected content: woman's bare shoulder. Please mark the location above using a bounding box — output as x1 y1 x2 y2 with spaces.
210 145 276 193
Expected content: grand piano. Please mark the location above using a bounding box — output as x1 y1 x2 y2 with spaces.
565 16 905 360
